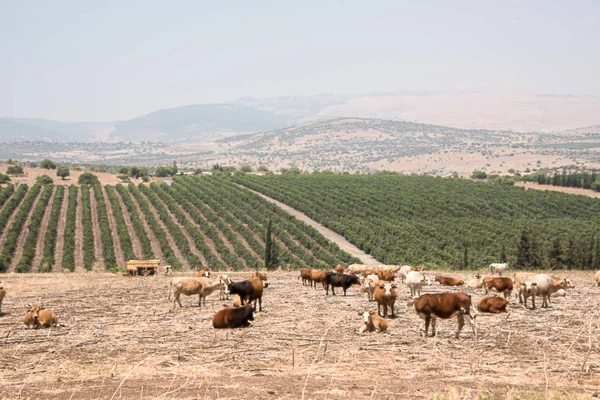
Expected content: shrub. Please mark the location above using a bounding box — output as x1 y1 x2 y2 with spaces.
6 165 24 175
78 172 99 185
36 175 54 185
471 170 487 179
0 173 10 184
39 159 57 169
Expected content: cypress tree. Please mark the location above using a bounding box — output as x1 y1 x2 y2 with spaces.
499 244 507 263
515 227 532 269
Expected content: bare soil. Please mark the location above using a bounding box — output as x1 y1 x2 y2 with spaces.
101 187 125 267
52 186 70 272
74 187 84 272
113 188 143 260
9 188 43 272
0 270 598 399
516 182 600 199
87 186 104 271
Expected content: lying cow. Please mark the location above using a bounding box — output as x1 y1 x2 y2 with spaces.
466 274 484 289
483 277 513 298
358 310 388 334
477 297 509 313
409 292 477 339
435 275 464 286
324 272 360 296
595 271 600 286
24 304 59 329
213 304 254 329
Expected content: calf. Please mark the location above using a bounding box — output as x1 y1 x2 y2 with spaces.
466 274 484 289
225 278 264 311
163 265 173 276
489 263 509 276
325 272 360 296
217 274 233 300
212 304 254 329
24 304 59 329
358 310 388 334
405 271 428 298
299 268 312 286
477 297 509 313
522 274 565 309
0 280 5 314
309 270 327 290
483 277 513 298
360 274 379 301
435 275 464 286
197 267 211 278
409 292 477 339
232 294 242 307
374 282 397 318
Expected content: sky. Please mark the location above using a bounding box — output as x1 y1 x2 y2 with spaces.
0 0 598 122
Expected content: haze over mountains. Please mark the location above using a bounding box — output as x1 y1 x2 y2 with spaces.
2 90 600 143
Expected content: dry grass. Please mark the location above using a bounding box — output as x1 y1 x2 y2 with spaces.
0 270 599 399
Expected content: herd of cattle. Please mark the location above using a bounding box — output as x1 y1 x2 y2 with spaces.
1 266 599 337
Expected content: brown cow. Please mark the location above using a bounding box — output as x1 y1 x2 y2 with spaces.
358 310 388 334
483 277 514 298
409 292 477 339
197 267 211 278
335 264 345 275
24 304 59 329
435 275 464 286
299 268 312 286
309 270 327 290
477 297 509 313
374 282 397 318
365 269 395 282
212 304 255 329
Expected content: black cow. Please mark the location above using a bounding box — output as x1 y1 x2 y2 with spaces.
325 272 360 296
213 304 255 329
225 280 263 311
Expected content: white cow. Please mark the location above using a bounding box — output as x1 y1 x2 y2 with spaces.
405 271 431 298
347 264 370 276
489 263 509 276
360 274 380 301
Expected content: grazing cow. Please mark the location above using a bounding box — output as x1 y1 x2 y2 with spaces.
374 282 397 318
409 292 477 339
217 274 233 300
197 267 211 278
435 275 464 286
466 274 484 289
490 263 509 276
309 270 327 290
521 274 566 309
225 278 264 311
335 264 345 275
595 271 600 286
483 277 514 298
405 271 428 298
0 280 5 314
346 264 369 276
360 274 379 301
477 297 509 313
299 268 312 286
213 304 254 329
24 304 59 329
171 277 225 309
325 272 360 296
163 265 173 276
358 310 388 334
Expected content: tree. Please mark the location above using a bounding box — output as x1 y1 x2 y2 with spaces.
36 175 54 185
6 165 24 175
462 243 469 269
57 167 70 180
471 170 487 179
0 173 10 184
515 226 542 269
240 165 252 173
499 244 507 263
39 159 57 169
257 165 270 173
548 238 563 270
78 172 99 185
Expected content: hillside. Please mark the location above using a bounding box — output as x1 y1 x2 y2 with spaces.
234 173 600 269
0 178 358 273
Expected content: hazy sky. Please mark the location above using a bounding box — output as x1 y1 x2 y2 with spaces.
0 1 598 121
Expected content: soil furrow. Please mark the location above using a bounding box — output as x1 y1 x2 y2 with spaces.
0 189 28 246
32 186 56 270
101 187 125 268
8 188 43 271
74 187 84 272
53 185 70 272
113 188 142 259
126 186 164 264
88 186 104 270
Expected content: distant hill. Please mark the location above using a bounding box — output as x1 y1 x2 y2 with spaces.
0 118 109 142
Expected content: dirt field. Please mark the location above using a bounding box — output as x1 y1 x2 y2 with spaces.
0 271 599 399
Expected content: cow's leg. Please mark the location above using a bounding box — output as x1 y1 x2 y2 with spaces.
531 295 536 310
343 286 347 296
391 303 395 317
258 297 262 312
424 315 431 337
198 295 202 308
378 303 382 317
331 286 336 296
456 314 465 338
430 317 437 337
176 294 182 308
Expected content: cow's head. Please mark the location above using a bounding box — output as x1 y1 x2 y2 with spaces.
379 283 396 297
521 281 537 293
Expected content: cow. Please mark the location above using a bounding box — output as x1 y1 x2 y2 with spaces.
398 265 412 283
358 310 388 334
405 271 429 298
0 280 5 315
225 278 264 311
360 274 379 301
24 304 59 329
251 270 267 281
363 267 382 277
213 304 255 329
409 292 477 339
374 282 397 318
335 264 345 275
309 270 327 289
490 263 509 276
595 271 600 286
477 297 509 313
435 275 464 286
521 274 566 309
171 277 225 309
163 265 173 276
483 277 514 298
514 272 572 303
127 265 138 277
466 274 484 289
378 265 403 274
325 272 360 296
299 268 312 286
346 264 370 276
217 274 233 300
364 268 395 281
197 267 211 278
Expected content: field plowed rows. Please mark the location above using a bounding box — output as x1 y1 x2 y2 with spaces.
0 271 597 399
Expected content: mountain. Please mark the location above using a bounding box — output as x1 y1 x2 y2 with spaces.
0 118 110 142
